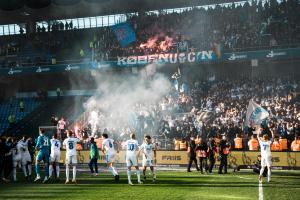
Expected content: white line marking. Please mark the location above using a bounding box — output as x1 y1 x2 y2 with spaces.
237 176 253 180
259 180 263 200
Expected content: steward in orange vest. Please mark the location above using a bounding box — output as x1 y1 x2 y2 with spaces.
248 135 259 150
234 134 243 150
279 137 288 151
271 138 282 151
174 138 180 150
291 137 300 151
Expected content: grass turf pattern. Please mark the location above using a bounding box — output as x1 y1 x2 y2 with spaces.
0 171 299 200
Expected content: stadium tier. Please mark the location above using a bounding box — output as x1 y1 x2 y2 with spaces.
0 1 299 199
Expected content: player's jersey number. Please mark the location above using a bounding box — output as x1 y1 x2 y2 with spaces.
55 141 59 148
68 142 74 150
263 144 268 151
109 141 113 148
128 144 135 151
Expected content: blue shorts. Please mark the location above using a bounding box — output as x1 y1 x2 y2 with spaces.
36 151 49 163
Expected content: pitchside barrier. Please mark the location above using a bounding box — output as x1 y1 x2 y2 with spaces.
48 150 300 170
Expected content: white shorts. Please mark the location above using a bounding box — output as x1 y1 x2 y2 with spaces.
104 153 115 163
21 152 32 165
13 154 21 168
65 155 77 165
50 153 61 163
142 159 153 167
261 155 272 167
126 155 138 167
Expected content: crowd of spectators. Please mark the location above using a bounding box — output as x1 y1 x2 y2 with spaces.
0 0 300 68
70 72 299 152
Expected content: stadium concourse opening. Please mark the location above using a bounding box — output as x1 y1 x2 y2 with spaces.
0 0 300 200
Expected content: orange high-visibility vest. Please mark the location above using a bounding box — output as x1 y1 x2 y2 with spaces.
248 139 259 150
174 140 180 150
76 143 83 151
223 147 230 155
95 138 103 149
234 137 243 149
279 138 288 151
179 141 187 150
271 142 282 151
291 140 300 151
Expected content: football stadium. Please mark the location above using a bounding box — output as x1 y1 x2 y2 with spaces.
0 0 299 199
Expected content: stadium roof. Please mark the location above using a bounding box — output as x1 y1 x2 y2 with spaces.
0 0 248 25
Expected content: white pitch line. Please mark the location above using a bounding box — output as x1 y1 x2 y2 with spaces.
259 181 263 200
237 176 253 180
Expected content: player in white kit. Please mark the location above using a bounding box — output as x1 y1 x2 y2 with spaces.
139 135 157 182
257 127 275 182
63 130 80 184
101 133 119 181
49 133 61 181
18 136 32 180
124 133 142 185
12 138 22 182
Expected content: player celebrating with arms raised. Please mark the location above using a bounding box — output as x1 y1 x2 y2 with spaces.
101 133 119 181
63 130 80 184
125 133 142 185
256 126 275 182
139 135 157 182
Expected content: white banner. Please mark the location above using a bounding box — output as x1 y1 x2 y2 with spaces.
246 99 269 127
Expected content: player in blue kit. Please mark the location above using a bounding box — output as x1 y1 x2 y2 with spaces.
34 129 50 183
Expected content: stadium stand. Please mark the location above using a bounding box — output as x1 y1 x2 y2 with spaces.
0 98 40 134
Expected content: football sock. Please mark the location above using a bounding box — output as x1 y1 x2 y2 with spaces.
44 163 49 177
66 165 70 181
28 164 32 176
109 166 118 176
267 167 271 181
13 167 17 181
56 165 60 178
22 165 28 177
137 170 141 182
127 170 132 183
73 166 77 181
259 167 265 176
49 165 53 177
35 164 40 177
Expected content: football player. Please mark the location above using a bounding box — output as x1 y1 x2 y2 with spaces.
63 130 80 184
139 135 157 182
101 133 119 181
34 129 50 183
49 133 61 181
125 133 142 185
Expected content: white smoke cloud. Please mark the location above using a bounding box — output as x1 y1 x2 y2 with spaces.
83 64 172 137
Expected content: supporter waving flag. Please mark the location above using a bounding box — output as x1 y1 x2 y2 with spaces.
111 23 136 47
246 99 269 127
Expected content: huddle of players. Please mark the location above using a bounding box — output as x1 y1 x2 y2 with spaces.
33 129 157 185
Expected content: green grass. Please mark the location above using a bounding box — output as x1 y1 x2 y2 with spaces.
0 170 299 200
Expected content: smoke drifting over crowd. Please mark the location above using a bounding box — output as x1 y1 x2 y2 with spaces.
83 65 172 138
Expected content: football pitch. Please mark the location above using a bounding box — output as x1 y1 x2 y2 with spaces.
0 170 299 200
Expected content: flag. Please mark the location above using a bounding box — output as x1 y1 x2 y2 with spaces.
111 23 136 47
246 99 269 127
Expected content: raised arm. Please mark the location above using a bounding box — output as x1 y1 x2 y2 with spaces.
256 126 263 142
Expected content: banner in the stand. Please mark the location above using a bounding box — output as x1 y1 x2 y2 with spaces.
117 51 217 66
